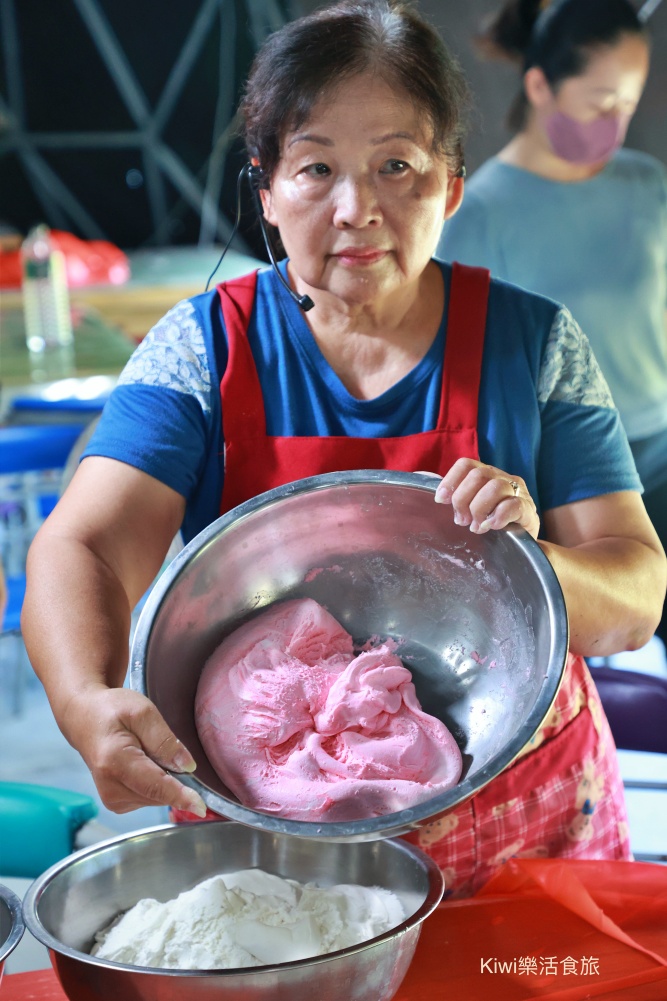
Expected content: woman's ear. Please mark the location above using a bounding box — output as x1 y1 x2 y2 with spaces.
524 66 553 110
444 173 464 220
258 187 277 226
250 157 277 225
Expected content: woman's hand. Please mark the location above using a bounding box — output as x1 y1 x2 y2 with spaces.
62 685 207 817
21 457 204 816
432 458 540 539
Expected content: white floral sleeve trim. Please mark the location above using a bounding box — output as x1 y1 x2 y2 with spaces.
537 306 615 409
117 300 212 416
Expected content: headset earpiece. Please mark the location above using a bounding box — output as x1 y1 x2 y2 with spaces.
245 164 314 312
247 163 264 187
206 161 314 311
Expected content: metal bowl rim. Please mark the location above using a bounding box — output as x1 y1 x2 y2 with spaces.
130 469 568 838
22 821 445 976
0 882 25 965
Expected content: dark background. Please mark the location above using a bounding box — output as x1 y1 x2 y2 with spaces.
1 0 664 258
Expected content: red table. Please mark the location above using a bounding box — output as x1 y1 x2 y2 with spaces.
5 858 667 1001
2 969 61 1000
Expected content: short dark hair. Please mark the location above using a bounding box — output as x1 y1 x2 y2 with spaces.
241 0 469 183
476 0 646 132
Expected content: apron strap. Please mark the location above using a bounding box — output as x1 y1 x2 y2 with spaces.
439 262 491 431
217 271 264 438
218 263 491 438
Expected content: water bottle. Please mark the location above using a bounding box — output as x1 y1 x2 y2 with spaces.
21 224 74 353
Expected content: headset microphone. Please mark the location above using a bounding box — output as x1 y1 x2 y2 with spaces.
247 165 314 311
205 163 314 312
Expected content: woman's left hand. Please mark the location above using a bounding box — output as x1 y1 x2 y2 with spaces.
432 458 540 539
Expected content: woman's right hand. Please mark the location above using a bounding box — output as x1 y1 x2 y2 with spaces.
422 459 541 539
62 685 207 817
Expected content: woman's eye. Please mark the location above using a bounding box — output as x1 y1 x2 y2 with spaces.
379 159 410 175
303 163 331 176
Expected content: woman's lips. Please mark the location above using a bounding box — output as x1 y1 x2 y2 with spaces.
332 248 388 266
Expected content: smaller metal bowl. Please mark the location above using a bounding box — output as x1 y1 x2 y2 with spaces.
23 821 444 1001
0 883 24 988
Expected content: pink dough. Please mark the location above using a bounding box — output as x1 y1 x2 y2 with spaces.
195 598 462 821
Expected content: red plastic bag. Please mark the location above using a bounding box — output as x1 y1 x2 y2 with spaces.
0 229 130 289
50 230 130 287
395 858 667 1000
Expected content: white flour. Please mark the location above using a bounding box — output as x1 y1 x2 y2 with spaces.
92 867 405 969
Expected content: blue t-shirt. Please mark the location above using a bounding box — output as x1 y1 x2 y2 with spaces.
84 260 639 544
436 148 667 442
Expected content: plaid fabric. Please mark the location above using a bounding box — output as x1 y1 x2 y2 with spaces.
403 654 631 898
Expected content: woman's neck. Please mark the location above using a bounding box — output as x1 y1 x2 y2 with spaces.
297 260 445 401
498 120 608 183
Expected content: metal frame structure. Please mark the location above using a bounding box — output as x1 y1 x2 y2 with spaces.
638 0 665 22
0 0 290 245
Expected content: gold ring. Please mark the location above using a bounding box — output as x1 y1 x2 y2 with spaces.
509 480 519 497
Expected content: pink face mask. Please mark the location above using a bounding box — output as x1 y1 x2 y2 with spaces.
544 110 631 165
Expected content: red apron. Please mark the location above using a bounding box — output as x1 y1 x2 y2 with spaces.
175 263 631 897
217 263 487 511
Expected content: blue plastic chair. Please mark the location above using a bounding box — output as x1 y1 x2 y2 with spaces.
0 424 86 714
589 665 667 757
6 392 110 425
0 424 85 556
1 575 24 633
0 424 87 476
0 574 26 715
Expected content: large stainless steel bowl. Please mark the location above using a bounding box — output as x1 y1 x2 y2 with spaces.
131 470 568 841
23 820 444 1001
0 883 24 988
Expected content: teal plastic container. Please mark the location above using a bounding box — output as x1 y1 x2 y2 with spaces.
0 782 97 878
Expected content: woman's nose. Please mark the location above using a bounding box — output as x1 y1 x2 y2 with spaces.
332 177 381 228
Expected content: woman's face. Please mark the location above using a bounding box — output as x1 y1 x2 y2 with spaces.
260 73 462 307
528 32 649 126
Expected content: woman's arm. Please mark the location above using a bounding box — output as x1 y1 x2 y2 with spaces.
435 458 666 658
540 491 666 657
21 455 207 817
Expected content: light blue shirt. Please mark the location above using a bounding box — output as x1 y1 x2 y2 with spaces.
437 148 667 441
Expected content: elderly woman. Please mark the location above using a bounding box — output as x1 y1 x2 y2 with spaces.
22 0 665 898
